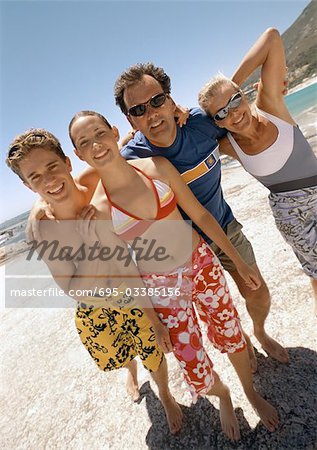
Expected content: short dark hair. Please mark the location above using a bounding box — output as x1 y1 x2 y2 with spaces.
114 62 171 115
68 110 112 147
6 129 66 181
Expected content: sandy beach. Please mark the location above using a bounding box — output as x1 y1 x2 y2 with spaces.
1 107 316 449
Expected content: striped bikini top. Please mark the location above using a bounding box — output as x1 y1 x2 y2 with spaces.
102 166 177 240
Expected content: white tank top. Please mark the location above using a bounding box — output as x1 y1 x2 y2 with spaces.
227 106 293 177
226 106 317 193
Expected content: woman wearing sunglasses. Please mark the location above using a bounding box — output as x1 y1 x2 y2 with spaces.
69 109 280 440
198 28 317 312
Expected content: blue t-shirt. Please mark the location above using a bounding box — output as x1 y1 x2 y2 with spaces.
120 107 234 244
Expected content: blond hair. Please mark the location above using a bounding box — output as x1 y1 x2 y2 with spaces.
198 73 239 113
6 129 66 181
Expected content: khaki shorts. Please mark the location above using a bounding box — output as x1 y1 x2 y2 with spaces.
209 219 256 271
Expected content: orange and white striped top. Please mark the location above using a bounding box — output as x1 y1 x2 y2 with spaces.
102 167 177 241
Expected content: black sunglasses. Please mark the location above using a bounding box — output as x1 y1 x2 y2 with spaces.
127 93 168 117
213 91 243 121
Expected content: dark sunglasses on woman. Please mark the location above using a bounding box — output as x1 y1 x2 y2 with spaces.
213 91 243 121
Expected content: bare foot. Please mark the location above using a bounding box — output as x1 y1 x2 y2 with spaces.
256 332 289 363
248 391 279 432
125 360 140 402
244 333 257 373
219 391 241 441
160 394 183 434
126 377 140 402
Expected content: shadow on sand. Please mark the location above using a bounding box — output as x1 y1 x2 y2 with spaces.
140 347 316 450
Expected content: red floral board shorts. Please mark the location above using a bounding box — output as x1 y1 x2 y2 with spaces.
141 237 246 403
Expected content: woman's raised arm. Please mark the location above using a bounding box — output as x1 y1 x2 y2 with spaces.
232 28 288 111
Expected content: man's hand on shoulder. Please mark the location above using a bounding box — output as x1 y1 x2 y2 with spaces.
120 129 136 149
76 205 100 247
26 198 55 243
174 104 190 127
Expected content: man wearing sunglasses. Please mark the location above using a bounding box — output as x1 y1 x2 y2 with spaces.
113 63 289 370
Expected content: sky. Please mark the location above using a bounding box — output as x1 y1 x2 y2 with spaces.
0 0 312 223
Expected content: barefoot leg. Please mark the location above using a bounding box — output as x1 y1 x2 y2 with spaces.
228 348 279 431
207 372 240 441
255 332 289 363
124 359 140 402
243 330 257 373
150 356 183 434
229 264 289 364
248 392 279 432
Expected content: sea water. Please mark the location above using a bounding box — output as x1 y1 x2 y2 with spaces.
286 82 317 117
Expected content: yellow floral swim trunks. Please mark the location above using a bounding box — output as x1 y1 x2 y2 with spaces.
75 284 163 372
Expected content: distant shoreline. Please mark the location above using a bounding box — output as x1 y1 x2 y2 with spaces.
244 76 316 98
287 76 317 96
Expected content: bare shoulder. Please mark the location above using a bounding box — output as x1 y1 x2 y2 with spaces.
72 178 96 204
90 180 111 220
255 92 296 125
128 157 171 183
127 157 155 171
219 136 238 159
74 166 100 191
